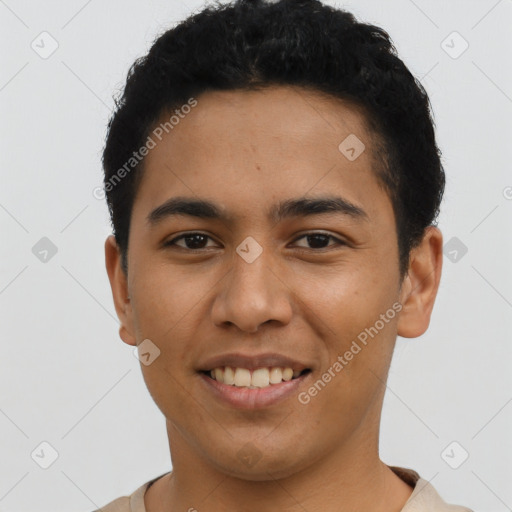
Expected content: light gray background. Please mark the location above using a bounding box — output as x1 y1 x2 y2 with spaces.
1 0 511 511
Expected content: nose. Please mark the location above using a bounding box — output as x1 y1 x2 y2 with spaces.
210 247 293 333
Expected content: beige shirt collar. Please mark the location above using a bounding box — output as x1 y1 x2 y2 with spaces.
97 466 473 512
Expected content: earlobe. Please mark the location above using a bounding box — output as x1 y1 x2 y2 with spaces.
397 226 443 339
104 235 137 346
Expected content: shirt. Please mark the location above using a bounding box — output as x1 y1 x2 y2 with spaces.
93 466 474 512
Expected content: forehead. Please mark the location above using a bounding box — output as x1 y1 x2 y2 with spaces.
174 86 373 157
132 85 392 227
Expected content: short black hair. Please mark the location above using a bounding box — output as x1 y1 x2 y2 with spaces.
102 0 445 278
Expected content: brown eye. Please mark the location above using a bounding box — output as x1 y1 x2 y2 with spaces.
165 233 217 250
293 232 345 250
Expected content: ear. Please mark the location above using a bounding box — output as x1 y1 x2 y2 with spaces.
104 235 137 346
397 226 443 338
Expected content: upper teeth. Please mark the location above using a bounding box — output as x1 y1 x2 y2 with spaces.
210 367 301 388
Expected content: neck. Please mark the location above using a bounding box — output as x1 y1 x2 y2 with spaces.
145 420 413 512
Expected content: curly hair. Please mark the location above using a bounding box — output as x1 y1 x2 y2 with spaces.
102 0 445 278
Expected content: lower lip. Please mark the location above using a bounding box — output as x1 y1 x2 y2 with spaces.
199 372 311 409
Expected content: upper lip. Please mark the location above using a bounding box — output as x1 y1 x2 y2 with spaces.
197 352 312 372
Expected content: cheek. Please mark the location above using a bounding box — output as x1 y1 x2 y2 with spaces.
302 263 399 401
138 359 190 428
131 260 207 335
131 269 198 412
307 263 398 337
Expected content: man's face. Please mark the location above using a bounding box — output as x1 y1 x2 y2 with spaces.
113 86 410 478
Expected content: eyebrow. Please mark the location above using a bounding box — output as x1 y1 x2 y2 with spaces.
146 195 369 227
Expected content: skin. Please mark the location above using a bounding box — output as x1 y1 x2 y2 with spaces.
105 85 443 512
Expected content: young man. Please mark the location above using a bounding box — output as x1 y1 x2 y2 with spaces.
98 0 473 510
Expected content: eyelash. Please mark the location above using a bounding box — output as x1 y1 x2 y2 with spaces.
163 231 347 252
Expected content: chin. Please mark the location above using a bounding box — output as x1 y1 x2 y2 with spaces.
208 444 316 482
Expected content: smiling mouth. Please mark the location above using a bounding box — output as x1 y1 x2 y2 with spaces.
200 366 312 389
